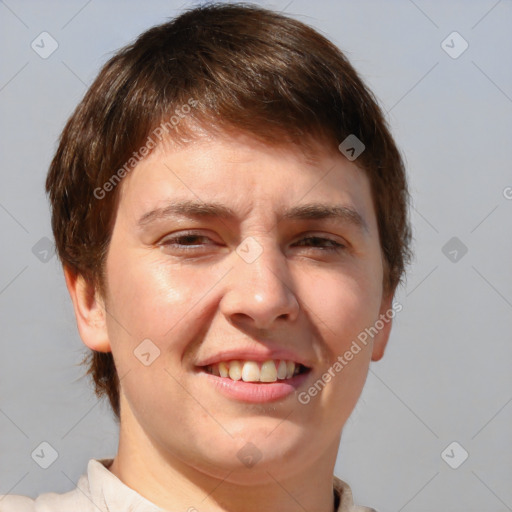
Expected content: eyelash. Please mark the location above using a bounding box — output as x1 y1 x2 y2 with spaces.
159 232 346 253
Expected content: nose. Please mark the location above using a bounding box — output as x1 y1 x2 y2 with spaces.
220 238 300 330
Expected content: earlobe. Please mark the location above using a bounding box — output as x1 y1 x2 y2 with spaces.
371 292 394 362
64 266 112 353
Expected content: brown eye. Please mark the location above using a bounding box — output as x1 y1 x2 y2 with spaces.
160 232 216 252
294 236 346 252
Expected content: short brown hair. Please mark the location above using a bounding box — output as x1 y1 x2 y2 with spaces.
46 2 412 420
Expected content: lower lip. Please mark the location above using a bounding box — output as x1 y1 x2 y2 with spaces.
200 370 311 403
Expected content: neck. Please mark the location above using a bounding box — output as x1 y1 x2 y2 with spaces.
109 410 340 512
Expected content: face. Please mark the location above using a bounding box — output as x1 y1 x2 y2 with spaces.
93 132 391 482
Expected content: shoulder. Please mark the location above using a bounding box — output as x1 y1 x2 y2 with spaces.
0 494 36 512
0 472 92 512
333 475 378 512
0 488 86 512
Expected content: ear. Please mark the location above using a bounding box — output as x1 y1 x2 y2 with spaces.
371 292 394 362
64 266 111 353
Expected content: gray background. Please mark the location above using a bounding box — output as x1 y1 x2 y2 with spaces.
1 1 511 511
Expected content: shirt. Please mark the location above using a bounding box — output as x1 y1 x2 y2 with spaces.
0 458 376 512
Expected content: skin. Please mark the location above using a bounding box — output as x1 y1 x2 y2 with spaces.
65 131 393 512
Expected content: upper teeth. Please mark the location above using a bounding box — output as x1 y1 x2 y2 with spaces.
207 360 300 382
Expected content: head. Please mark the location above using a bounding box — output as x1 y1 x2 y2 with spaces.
46 2 411 477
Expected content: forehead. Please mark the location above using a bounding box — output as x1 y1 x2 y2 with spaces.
116 133 378 234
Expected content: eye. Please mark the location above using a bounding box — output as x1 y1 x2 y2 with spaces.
294 236 346 252
159 232 217 252
158 232 346 255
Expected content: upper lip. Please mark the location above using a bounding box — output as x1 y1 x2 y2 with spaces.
196 347 313 368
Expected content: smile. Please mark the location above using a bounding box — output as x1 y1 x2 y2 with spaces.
203 359 309 383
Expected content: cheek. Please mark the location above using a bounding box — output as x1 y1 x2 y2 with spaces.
299 269 381 425
103 249 230 363
300 261 383 353
106 261 187 338
102 255 208 416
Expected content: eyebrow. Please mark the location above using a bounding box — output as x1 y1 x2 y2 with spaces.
136 200 368 233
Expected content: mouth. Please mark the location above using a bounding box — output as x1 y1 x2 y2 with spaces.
200 359 311 383
196 350 314 403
